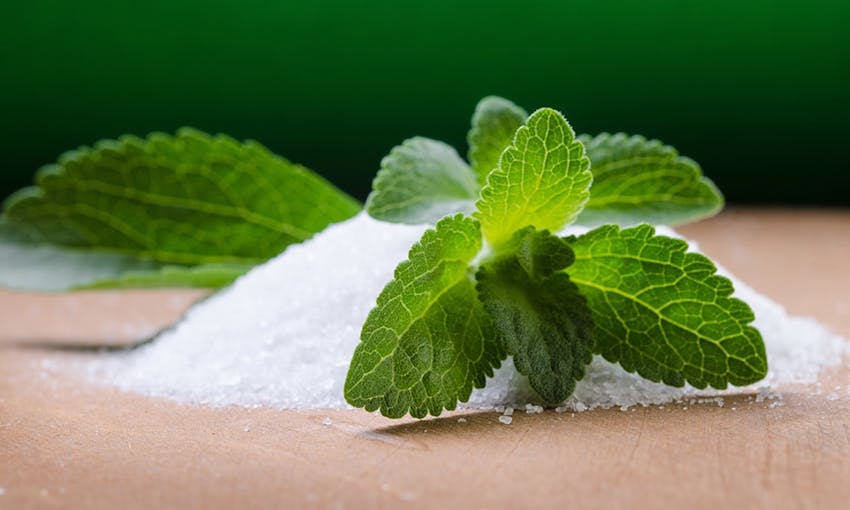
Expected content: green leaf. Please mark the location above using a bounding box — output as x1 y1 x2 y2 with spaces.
3 128 361 265
344 214 504 418
566 224 767 389
0 221 248 291
475 108 592 247
576 133 723 227
78 263 250 290
0 222 150 291
476 228 594 404
365 137 478 224
467 96 528 184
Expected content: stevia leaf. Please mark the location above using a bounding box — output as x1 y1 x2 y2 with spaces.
366 137 478 224
2 128 361 266
467 96 528 184
476 228 594 404
566 224 767 389
78 263 250 290
344 214 504 418
576 133 723 227
0 222 248 291
475 108 592 247
0 221 151 291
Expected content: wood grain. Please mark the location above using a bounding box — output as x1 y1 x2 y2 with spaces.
1 208 849 509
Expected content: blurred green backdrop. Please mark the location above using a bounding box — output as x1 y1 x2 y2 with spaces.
2 1 848 204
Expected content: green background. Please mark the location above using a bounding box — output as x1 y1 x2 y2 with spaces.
2 1 848 204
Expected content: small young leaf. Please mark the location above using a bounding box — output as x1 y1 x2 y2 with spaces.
467 96 528 184
344 214 504 418
475 108 592 247
566 224 767 389
366 137 478 224
576 133 723 227
476 228 594 404
3 128 361 265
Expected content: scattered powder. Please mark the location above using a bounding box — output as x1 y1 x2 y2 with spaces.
88 213 850 412
321 417 333 426
457 417 467 423
755 387 783 403
0 488 5 496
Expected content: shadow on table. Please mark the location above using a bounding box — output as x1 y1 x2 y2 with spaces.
369 391 775 440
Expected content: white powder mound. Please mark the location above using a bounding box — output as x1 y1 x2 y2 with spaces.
90 213 849 411
93 213 426 408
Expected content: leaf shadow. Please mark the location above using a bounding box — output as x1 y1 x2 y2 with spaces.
4 339 144 352
370 409 539 438
369 391 772 440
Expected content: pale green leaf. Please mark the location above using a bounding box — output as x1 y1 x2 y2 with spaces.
344 214 504 418
566 224 767 389
0 221 248 291
476 228 593 404
576 133 723 226
3 128 361 265
467 96 528 184
475 108 592 247
78 263 250 290
0 222 152 291
365 137 478 224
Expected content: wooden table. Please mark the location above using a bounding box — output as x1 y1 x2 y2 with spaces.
1 209 849 509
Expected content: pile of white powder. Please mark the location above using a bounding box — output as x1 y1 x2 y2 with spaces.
90 213 849 412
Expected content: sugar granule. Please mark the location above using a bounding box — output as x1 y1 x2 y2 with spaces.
89 213 849 412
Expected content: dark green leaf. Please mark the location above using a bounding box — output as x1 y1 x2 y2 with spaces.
476 228 594 404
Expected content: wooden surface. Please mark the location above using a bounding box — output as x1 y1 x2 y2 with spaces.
1 208 849 510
